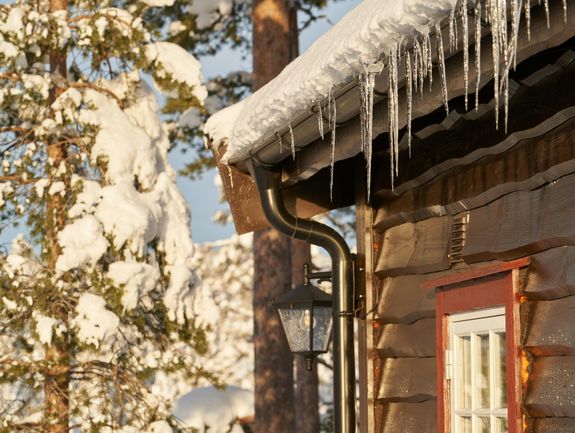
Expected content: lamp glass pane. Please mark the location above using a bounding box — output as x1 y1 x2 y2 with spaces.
312 306 332 352
278 307 311 352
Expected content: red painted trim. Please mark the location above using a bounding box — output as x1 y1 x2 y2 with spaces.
422 257 530 289
436 295 447 433
434 267 524 433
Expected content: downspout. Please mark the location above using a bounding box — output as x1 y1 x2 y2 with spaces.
250 161 356 433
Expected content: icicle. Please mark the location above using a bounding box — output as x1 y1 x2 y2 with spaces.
405 51 413 158
413 40 420 94
489 0 500 129
359 63 380 166
510 0 523 71
503 74 509 132
276 132 283 153
525 0 531 41
449 5 457 52
327 88 332 127
393 50 400 178
543 0 550 27
563 0 568 23
435 24 449 116
316 103 325 141
415 38 425 95
424 32 433 91
359 67 376 201
500 0 508 68
387 47 400 190
387 58 395 190
475 0 482 111
329 92 337 202
510 0 518 71
503 0 522 132
288 123 296 159
462 0 470 111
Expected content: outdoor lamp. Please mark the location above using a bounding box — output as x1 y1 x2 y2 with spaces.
273 264 333 370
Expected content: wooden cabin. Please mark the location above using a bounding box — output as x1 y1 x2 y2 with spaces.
206 0 575 432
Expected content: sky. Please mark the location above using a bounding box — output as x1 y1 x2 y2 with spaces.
0 0 360 248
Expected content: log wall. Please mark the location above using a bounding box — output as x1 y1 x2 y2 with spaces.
370 124 575 433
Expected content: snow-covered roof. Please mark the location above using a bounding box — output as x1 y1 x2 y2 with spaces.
206 0 458 163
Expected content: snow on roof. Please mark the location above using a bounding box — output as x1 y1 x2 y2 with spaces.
206 0 457 163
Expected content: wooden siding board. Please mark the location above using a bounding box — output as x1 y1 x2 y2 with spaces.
377 274 437 324
376 217 451 276
379 401 436 433
526 296 575 356
377 358 436 402
463 172 575 263
374 109 575 233
526 356 575 417
532 418 575 433
376 318 436 358
524 247 575 300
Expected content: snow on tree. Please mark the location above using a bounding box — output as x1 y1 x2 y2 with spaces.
0 1 213 432
190 235 254 391
172 386 254 433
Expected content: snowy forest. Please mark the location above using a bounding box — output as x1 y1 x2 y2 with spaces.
0 0 351 432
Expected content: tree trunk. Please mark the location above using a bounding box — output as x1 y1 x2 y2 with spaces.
252 2 297 433
252 230 295 433
292 239 321 433
45 1 70 432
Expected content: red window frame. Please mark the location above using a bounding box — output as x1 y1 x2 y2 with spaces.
423 258 529 433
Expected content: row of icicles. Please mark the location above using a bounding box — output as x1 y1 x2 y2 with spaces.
276 0 568 202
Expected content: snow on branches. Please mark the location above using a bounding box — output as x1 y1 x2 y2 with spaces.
0 1 211 432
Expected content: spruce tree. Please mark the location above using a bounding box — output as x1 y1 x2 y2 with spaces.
0 1 211 431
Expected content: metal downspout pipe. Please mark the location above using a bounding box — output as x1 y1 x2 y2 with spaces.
250 161 356 433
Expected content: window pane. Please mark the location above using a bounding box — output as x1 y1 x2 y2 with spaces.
477 334 490 409
477 416 490 433
495 332 507 409
496 417 508 433
457 335 472 410
458 416 472 433
278 308 311 352
312 306 332 351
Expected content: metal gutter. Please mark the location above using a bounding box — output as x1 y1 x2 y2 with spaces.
250 161 357 433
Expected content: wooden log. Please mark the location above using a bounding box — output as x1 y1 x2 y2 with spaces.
523 247 575 300
526 296 575 356
378 401 436 433
463 172 575 263
374 109 575 232
376 217 451 276
525 356 575 417
372 54 575 206
377 358 436 402
376 318 436 358
377 274 437 324
532 417 575 433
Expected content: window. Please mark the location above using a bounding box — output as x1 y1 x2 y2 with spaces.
449 307 507 433
425 258 529 433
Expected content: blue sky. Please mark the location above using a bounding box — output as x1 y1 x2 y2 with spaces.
0 0 360 248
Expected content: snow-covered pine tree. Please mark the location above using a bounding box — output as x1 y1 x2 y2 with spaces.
0 1 212 432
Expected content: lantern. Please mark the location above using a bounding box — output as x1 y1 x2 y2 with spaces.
273 277 333 370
